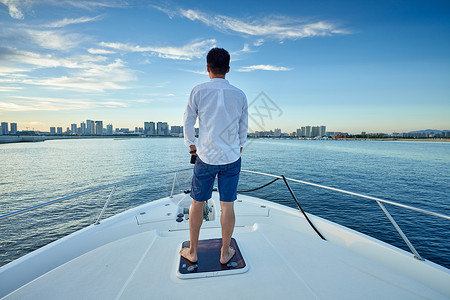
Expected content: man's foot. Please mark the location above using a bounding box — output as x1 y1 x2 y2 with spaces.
179 248 198 263
220 246 235 264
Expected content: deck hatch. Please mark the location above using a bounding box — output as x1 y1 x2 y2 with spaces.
176 238 248 279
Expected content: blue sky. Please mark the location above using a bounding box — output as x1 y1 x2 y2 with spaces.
0 0 449 133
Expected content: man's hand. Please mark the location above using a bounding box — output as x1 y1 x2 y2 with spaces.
190 145 197 156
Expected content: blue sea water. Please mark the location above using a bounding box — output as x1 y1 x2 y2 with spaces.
0 138 449 268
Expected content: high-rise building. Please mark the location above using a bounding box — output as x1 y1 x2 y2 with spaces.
170 126 183 135
106 124 113 135
86 120 95 135
95 121 103 135
144 122 156 135
71 123 77 134
50 127 56 134
57 127 63 134
296 128 302 137
1 122 8 135
305 126 311 138
274 128 281 136
80 122 86 135
301 126 306 137
311 126 320 137
320 126 326 137
157 122 169 135
10 123 17 134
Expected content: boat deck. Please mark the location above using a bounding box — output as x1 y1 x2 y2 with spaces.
2 192 449 299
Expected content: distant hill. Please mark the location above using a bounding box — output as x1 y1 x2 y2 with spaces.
408 129 450 134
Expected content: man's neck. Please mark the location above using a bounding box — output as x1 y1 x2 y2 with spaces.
209 73 226 79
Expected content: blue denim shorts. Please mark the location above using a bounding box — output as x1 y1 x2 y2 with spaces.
190 157 241 202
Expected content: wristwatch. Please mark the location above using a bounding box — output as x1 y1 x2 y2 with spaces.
189 150 197 154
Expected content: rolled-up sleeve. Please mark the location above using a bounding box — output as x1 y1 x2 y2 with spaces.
238 95 248 148
183 89 198 147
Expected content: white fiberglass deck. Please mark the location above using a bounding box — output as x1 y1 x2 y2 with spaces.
1 192 449 299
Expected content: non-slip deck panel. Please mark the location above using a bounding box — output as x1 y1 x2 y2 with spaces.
177 238 247 278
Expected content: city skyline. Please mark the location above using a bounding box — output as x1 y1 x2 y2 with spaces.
1 119 448 138
0 1 449 133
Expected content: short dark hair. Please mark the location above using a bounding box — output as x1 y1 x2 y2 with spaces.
207 48 230 75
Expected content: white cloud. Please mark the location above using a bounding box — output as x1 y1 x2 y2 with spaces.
0 102 27 111
254 39 264 46
0 64 30 76
100 39 216 60
182 69 208 76
0 48 135 92
43 15 103 28
0 1 123 20
24 29 84 50
63 0 127 10
21 59 136 92
162 8 349 40
0 86 22 92
0 23 86 52
1 47 107 70
152 4 177 19
231 43 253 58
0 95 129 111
237 64 292 72
0 0 25 19
87 48 115 55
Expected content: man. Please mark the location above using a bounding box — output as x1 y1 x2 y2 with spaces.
181 47 248 265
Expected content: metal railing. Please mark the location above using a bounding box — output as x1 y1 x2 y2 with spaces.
1 168 449 261
0 167 194 223
241 169 450 261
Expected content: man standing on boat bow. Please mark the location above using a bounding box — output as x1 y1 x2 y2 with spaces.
181 47 248 265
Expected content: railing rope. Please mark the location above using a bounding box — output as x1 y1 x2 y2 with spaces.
281 175 326 240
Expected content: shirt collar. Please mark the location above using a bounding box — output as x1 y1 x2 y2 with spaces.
210 78 228 83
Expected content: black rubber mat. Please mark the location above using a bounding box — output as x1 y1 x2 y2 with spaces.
178 238 246 275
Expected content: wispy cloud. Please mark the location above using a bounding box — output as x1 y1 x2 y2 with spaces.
0 0 26 19
182 69 208 76
0 63 30 76
100 39 216 60
237 64 292 72
1 47 107 70
254 39 264 46
88 48 115 55
158 7 349 40
43 15 103 28
0 95 128 112
21 59 136 92
1 0 124 20
63 0 127 10
0 86 22 92
24 29 84 50
0 48 135 91
230 43 254 59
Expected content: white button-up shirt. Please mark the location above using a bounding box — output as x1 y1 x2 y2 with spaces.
183 78 248 165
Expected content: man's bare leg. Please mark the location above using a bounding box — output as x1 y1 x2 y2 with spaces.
179 199 204 263
220 201 236 264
